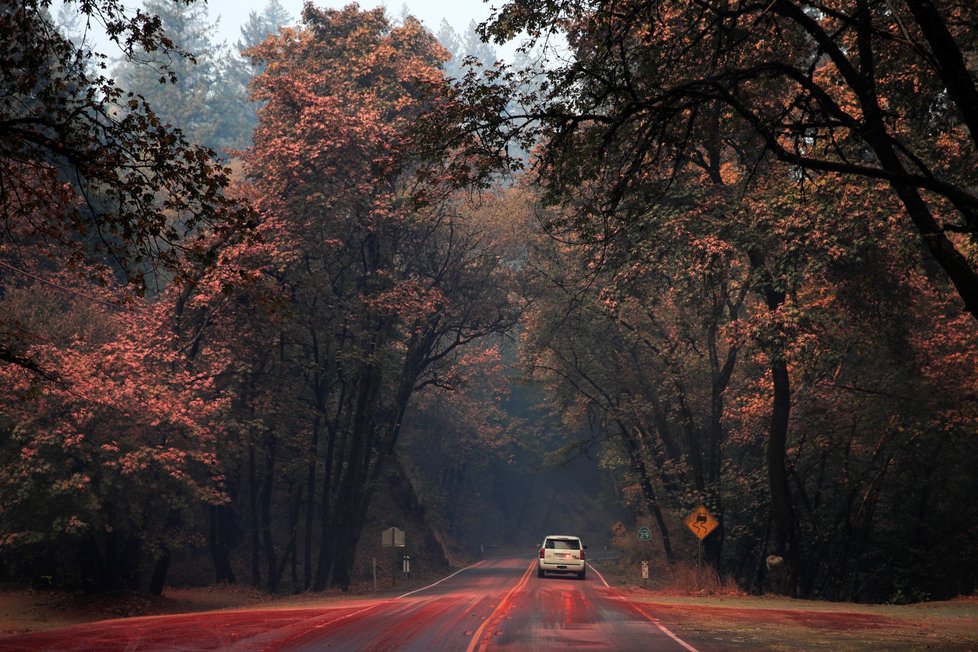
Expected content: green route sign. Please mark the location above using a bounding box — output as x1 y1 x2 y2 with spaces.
638 526 652 541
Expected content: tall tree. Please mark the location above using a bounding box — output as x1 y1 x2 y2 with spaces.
113 0 242 154
0 0 252 593
475 0 978 321
458 0 978 593
0 0 247 374
224 0 294 150
237 0 291 53
436 19 499 81
0 268 230 593
175 4 521 592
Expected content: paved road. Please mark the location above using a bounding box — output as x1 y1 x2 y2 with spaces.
0 558 700 651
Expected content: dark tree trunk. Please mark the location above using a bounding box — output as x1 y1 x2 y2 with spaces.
620 422 674 562
447 461 469 536
148 509 182 596
704 320 739 566
312 520 334 591
774 0 978 323
325 354 384 590
208 505 237 584
147 549 170 596
291 539 299 592
248 445 260 587
766 355 797 594
304 416 320 590
313 408 344 591
329 499 364 591
269 482 302 593
312 426 339 591
903 0 978 150
80 532 107 591
260 431 279 593
748 246 799 595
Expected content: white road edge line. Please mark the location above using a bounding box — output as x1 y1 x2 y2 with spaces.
588 562 700 652
399 559 700 652
587 561 610 588
274 561 489 645
303 602 382 632
647 617 700 652
396 561 484 599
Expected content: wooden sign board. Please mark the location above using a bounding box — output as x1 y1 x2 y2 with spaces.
382 526 406 547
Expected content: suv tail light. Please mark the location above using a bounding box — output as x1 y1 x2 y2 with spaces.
539 548 545 559
580 549 585 560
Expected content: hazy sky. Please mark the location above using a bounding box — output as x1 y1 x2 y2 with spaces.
205 0 503 47
57 0 516 59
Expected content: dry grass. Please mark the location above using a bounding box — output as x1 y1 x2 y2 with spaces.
655 561 745 596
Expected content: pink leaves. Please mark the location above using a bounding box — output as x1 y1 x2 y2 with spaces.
0 272 231 547
362 279 447 324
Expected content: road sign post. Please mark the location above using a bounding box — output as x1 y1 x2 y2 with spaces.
637 527 654 586
382 527 406 548
382 527 406 586
683 505 719 572
683 506 719 541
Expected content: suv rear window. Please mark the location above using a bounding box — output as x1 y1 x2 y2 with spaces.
546 538 581 550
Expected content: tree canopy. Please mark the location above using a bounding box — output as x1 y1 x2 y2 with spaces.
2 0 977 604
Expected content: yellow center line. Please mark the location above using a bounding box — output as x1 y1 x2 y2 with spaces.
465 560 535 652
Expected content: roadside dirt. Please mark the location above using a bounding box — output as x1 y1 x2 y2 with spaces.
2 580 977 650
618 588 978 650
0 583 386 637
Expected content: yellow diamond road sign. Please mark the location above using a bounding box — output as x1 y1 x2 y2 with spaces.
684 505 719 541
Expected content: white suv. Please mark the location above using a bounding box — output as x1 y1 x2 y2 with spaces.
538 535 587 579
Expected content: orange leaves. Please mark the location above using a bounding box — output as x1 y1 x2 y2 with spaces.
243 2 467 239
361 279 447 324
0 271 231 549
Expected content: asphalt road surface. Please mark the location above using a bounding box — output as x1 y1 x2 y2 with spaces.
0 557 700 651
